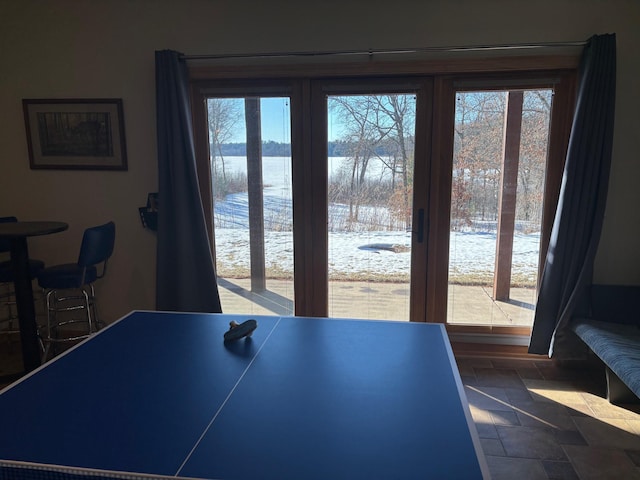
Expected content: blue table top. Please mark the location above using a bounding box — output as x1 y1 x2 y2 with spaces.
0 311 488 480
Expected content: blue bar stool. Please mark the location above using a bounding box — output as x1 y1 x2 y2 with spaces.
37 221 115 360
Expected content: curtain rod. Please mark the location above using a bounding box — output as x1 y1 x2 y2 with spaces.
181 40 587 61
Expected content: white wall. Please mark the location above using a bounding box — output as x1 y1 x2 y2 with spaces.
1 0 638 323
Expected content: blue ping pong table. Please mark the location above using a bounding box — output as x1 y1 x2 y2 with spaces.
0 311 489 480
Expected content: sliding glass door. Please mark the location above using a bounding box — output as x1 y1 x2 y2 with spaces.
325 92 418 320
197 79 431 321
192 68 574 335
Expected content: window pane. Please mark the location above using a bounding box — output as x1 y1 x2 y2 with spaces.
327 94 416 321
208 97 294 315
447 90 552 327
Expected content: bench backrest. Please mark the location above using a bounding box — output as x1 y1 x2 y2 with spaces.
590 284 640 326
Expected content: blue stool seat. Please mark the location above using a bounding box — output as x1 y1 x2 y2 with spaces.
37 264 97 290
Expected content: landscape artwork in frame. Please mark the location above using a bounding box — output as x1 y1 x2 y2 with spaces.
23 99 127 170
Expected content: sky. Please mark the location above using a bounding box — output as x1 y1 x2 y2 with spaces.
226 97 343 143
258 98 291 142
218 97 291 143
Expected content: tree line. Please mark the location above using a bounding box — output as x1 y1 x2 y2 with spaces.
213 140 399 157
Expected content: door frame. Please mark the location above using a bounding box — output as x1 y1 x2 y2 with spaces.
190 57 577 333
430 72 576 335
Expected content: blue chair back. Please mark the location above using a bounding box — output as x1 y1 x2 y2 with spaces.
0 217 18 253
77 222 116 270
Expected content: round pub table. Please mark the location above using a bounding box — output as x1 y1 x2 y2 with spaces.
0 221 68 372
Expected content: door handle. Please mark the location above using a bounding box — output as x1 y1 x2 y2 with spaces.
417 208 425 243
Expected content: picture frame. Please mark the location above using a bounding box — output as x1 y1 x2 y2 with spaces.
23 98 128 171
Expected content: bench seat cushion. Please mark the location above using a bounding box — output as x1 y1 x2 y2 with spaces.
572 318 640 398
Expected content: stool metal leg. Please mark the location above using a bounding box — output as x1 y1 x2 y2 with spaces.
41 285 102 361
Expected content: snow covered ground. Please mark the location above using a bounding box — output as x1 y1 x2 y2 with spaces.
213 156 540 282
214 227 540 281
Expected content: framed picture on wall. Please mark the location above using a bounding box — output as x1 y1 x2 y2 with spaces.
23 98 128 170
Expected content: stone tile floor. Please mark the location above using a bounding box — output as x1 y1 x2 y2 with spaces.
2 335 639 479
457 356 640 479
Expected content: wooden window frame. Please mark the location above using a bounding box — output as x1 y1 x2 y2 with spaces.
189 55 577 332
430 72 577 336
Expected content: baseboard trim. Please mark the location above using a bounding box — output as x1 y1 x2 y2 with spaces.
451 343 545 359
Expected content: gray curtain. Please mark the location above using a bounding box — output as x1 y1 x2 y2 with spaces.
528 34 616 356
155 49 222 313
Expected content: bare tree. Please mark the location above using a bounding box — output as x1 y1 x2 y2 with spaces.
207 98 243 183
453 90 551 232
372 95 415 227
329 94 415 230
329 96 380 225
518 90 552 226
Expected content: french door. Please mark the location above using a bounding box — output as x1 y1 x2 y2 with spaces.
193 78 432 321
307 79 432 321
191 69 574 332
